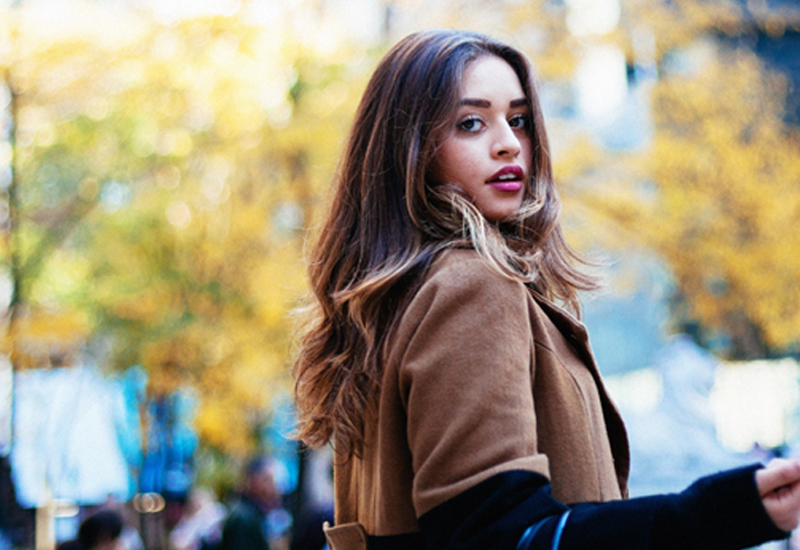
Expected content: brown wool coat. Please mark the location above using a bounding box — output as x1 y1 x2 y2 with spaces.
330 248 630 539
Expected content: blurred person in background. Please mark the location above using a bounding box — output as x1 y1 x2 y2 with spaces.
169 486 226 550
57 509 124 550
99 495 144 550
220 456 282 550
290 449 333 550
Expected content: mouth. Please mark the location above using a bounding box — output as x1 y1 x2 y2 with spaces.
487 165 524 191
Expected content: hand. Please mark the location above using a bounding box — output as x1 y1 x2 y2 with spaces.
756 458 800 532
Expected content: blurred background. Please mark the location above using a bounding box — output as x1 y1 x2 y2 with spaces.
0 0 798 548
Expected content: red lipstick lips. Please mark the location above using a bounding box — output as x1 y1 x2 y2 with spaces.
488 165 524 182
487 165 524 192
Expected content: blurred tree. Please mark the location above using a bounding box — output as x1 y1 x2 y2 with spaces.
612 49 799 359
0 6 368 456
0 4 97 371
615 1 800 359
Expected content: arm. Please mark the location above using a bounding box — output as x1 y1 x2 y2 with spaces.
396 254 790 550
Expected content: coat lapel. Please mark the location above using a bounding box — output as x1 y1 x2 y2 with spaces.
532 297 631 497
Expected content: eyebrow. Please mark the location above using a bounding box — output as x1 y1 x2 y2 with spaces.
460 98 528 108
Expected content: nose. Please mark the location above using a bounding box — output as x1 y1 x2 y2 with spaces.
492 121 521 158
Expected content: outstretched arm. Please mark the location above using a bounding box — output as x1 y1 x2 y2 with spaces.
397 254 790 550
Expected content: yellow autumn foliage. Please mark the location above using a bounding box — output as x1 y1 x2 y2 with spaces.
0 5 368 455
558 2 800 357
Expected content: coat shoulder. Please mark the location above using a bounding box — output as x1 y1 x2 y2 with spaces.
421 248 526 300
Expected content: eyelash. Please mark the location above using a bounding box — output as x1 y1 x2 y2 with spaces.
458 116 483 132
509 114 528 129
457 114 529 133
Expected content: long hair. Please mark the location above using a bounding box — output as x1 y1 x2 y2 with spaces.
293 30 596 458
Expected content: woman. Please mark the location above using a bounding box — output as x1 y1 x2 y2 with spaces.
292 29 800 550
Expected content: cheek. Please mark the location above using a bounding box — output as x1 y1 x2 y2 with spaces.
522 137 534 168
432 143 474 184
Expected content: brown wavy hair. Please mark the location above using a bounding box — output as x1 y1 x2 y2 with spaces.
293 30 597 458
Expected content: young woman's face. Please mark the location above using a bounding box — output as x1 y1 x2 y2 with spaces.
430 55 532 222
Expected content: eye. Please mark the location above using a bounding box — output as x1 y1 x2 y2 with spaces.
458 116 484 132
509 114 529 130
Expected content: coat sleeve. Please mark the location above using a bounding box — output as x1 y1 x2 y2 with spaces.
394 255 550 518
392 255 787 550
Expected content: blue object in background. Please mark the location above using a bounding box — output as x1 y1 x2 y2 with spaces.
262 393 299 496
139 387 198 499
139 396 169 495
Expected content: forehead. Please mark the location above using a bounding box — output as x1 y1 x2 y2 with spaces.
459 55 525 100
